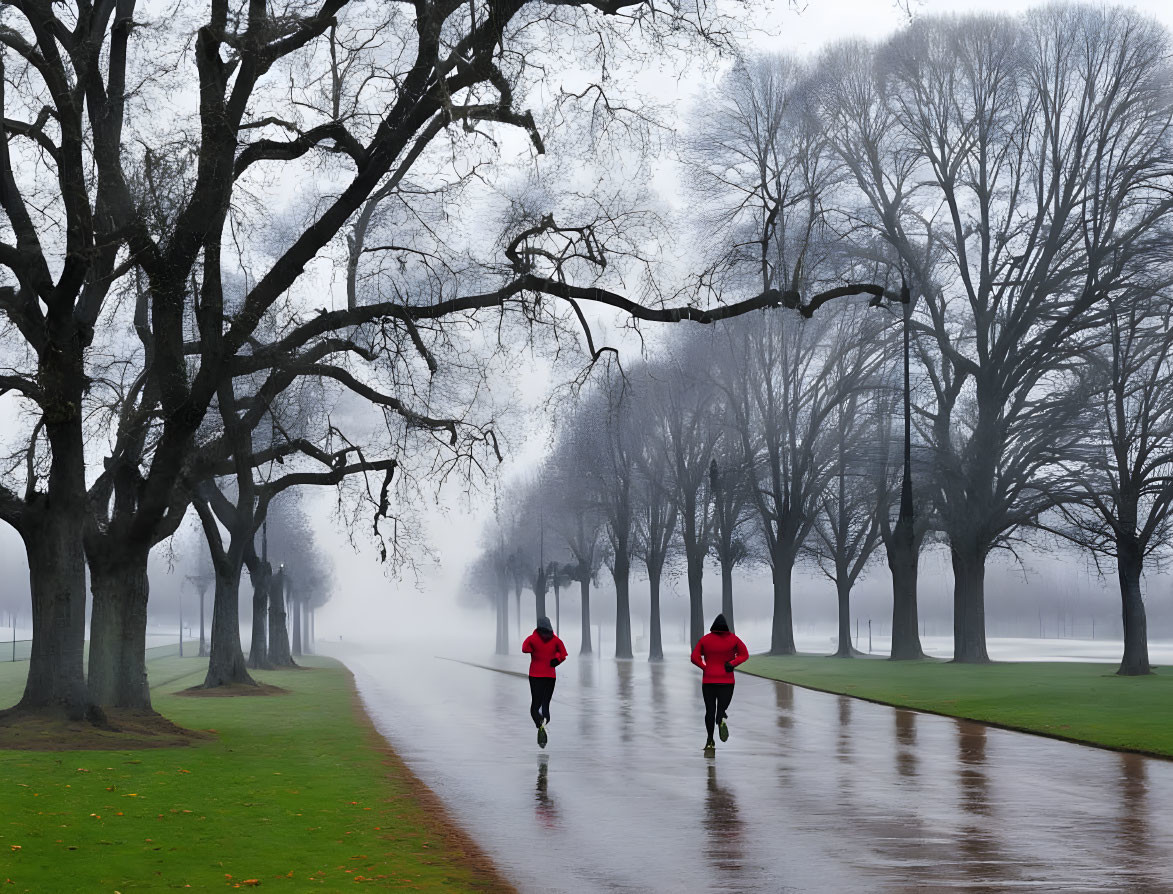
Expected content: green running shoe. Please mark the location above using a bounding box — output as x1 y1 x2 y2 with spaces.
703 739 716 754
537 725 548 749
718 719 729 742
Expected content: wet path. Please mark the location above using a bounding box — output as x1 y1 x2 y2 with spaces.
340 647 1173 893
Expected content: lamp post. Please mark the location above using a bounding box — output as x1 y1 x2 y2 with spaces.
874 279 923 659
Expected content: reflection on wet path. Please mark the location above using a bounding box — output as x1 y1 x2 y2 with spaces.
341 647 1173 894
534 755 559 829
703 762 744 875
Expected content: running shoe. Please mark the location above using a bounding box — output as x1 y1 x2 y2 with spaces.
538 724 548 748
703 739 716 754
718 718 729 742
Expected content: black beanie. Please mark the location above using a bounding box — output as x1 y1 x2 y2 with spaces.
536 616 553 633
710 613 730 633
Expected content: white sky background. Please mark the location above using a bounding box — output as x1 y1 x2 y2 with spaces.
7 0 1173 649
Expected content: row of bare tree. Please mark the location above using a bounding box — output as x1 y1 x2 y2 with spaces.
477 5 1173 677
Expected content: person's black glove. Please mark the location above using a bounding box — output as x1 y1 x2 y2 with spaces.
550 657 562 667
724 661 734 673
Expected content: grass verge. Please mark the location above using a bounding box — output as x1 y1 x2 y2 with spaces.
0 655 512 892
741 654 1173 760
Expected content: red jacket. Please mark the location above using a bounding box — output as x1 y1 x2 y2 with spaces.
691 631 749 684
522 630 568 678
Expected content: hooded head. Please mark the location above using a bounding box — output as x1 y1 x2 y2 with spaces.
710 613 730 633
536 616 554 641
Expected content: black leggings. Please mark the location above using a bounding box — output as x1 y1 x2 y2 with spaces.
529 676 556 727
702 683 734 740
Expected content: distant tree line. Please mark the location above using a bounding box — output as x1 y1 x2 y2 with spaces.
476 5 1173 677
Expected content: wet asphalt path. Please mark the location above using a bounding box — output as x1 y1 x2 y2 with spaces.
340 647 1173 893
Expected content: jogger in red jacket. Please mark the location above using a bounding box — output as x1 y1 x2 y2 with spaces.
690 613 748 752
522 616 567 749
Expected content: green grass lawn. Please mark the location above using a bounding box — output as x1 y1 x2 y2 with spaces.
741 654 1173 759
0 655 508 892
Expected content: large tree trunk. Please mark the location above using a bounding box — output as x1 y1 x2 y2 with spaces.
553 583 561 634
246 560 271 670
1116 539 1151 676
87 546 151 708
686 543 705 647
950 542 990 663
495 587 509 655
202 564 257 688
268 567 295 667
887 518 924 660
17 506 93 719
11 312 100 721
648 564 663 662
833 575 854 658
613 555 632 659
769 552 796 656
720 558 735 632
534 587 546 621
579 577 592 654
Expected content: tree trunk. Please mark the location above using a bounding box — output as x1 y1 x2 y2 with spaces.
833 576 854 658
720 558 735 632
495 587 509 655
613 555 633 659
535 588 546 621
202 563 257 688
887 517 924 660
950 543 990 663
1116 539 1151 676
198 587 208 657
514 586 522 641
769 552 797 655
12 316 98 721
579 577 592 654
16 506 93 719
246 561 271 670
292 596 303 657
267 567 295 667
648 565 663 661
87 547 151 708
686 543 705 647
889 299 925 662
554 583 561 634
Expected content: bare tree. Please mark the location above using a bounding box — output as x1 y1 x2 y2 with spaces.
574 369 638 659
707 449 755 632
806 310 890 656
646 338 719 647
630 370 679 661
545 446 604 654
1045 287 1173 675
815 8 1173 661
